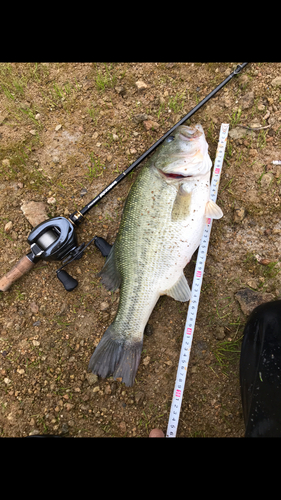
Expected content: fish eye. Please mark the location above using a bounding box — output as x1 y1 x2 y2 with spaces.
165 136 175 143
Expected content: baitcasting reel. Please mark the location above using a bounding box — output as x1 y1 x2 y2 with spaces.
27 217 112 291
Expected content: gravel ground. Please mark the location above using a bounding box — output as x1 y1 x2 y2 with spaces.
0 62 281 437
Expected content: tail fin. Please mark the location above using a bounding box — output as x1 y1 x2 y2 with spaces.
88 324 143 387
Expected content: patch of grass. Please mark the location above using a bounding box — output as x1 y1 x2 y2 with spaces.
168 92 185 113
95 63 117 91
213 337 242 375
87 105 99 124
87 153 104 181
230 108 242 126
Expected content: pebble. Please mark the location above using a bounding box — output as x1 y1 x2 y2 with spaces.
271 76 281 87
32 340 40 346
233 207 246 223
29 130 36 135
135 80 148 91
55 124 62 131
80 188 87 197
47 197 56 204
106 154 112 162
143 356 150 366
112 134 118 141
260 173 274 189
214 327 225 340
4 378 11 385
240 91 255 110
100 301 110 311
235 288 275 316
21 201 48 227
143 120 160 131
92 132 99 139
35 113 40 120
2 159 10 168
4 221 13 233
132 113 148 124
17 369 25 375
229 127 247 140
30 302 39 314
53 156 60 164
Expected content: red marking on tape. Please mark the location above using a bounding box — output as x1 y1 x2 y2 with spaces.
207 218 211 224
196 271 202 277
215 168 220 174
176 390 181 398
186 328 192 335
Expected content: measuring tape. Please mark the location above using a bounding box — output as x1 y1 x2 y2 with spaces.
166 123 229 437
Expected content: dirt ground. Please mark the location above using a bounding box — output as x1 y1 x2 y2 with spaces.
0 62 281 438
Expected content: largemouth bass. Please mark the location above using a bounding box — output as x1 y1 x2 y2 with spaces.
88 124 223 386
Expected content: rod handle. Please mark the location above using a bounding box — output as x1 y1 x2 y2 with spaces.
0 255 35 292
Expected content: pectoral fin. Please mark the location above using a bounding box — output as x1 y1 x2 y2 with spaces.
171 187 191 222
164 272 191 302
97 244 122 292
205 199 223 219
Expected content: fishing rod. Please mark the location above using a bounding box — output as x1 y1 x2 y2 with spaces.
0 63 248 294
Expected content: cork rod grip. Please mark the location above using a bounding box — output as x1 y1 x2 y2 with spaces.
0 255 35 292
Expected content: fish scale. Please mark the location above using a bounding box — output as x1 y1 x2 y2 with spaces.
88 124 223 386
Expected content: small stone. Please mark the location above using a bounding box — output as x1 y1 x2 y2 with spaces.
132 113 148 124
235 288 275 316
115 86 126 96
112 133 118 141
144 324 153 336
80 188 87 197
47 196 56 205
119 421 127 433
93 386 100 393
143 356 150 366
260 173 274 189
104 385 111 395
240 91 255 110
30 302 39 314
271 76 281 87
32 340 40 346
4 378 11 385
2 159 10 168
224 68 232 77
233 207 246 222
17 369 25 375
143 120 159 131
4 221 13 233
92 132 99 139
106 154 112 162
53 156 59 164
135 80 148 92
100 301 110 311
33 321 41 327
258 104 265 111
214 327 225 340
229 127 247 140
29 130 36 135
55 124 62 131
21 201 48 227
35 113 40 120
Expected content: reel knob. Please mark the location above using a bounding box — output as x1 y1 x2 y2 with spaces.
56 270 78 291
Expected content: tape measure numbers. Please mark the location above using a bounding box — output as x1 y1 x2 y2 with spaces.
166 123 229 438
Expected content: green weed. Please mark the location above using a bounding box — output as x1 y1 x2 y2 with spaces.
95 63 117 91
87 153 104 181
230 108 242 126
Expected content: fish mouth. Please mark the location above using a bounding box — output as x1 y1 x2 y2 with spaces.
161 171 192 180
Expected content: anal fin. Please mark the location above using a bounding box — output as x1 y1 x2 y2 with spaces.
164 272 191 302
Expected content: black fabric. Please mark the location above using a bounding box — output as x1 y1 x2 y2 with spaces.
240 300 281 437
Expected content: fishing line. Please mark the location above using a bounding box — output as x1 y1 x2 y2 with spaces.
166 123 229 438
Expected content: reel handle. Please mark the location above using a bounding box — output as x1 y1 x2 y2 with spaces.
0 255 35 292
56 270 78 291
